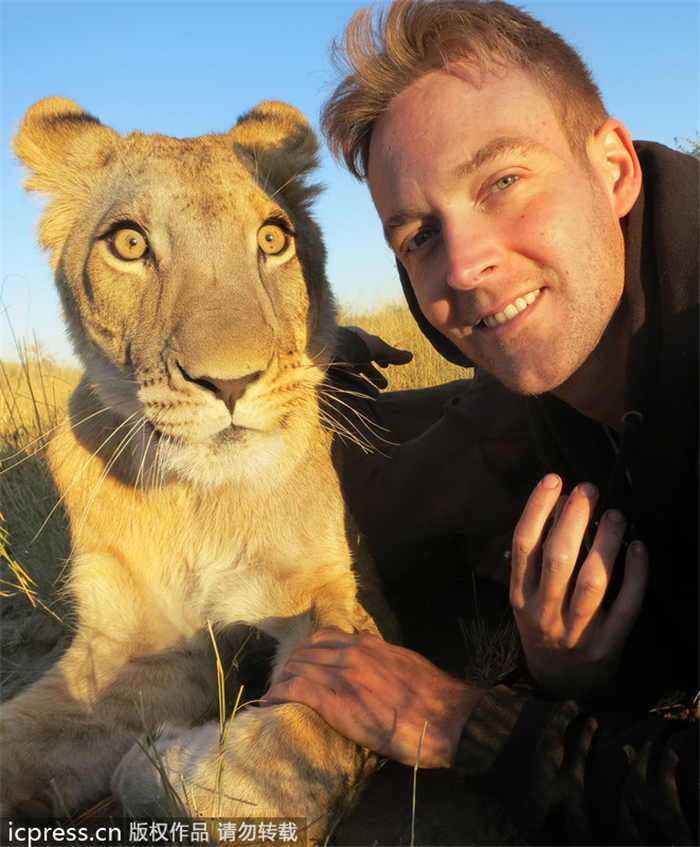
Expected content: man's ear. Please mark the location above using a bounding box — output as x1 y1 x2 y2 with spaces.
589 118 642 219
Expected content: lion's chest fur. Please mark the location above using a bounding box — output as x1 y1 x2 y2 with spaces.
50 413 358 658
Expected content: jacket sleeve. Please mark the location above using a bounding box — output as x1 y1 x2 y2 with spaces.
455 685 699 844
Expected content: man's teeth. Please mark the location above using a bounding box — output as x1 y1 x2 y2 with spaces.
482 289 541 328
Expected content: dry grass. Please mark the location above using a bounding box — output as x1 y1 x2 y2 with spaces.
0 341 79 448
0 341 80 698
0 341 79 575
339 300 472 390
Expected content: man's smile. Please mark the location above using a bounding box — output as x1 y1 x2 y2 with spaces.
478 287 542 329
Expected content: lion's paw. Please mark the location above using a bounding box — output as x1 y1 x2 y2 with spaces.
113 704 373 846
113 712 295 819
112 721 213 817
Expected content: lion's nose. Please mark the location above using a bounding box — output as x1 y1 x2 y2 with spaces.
177 364 261 412
205 373 261 412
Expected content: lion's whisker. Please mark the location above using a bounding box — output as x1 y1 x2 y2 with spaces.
319 389 397 449
72 416 148 545
0 406 112 473
133 425 158 497
319 391 380 437
317 397 379 455
31 410 141 545
317 410 376 455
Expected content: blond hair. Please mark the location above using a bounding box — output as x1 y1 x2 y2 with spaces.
322 0 608 178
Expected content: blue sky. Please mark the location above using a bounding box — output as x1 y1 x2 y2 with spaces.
2 0 698 364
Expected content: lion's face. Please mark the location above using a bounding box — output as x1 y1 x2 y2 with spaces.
16 98 336 486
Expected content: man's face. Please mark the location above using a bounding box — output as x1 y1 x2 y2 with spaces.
367 65 627 395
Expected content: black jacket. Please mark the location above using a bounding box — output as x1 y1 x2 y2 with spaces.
335 142 698 843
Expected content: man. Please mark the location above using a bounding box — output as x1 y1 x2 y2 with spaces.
266 1 698 842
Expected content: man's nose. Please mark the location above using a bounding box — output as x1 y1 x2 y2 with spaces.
443 217 500 291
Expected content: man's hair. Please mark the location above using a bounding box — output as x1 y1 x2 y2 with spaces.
322 0 608 178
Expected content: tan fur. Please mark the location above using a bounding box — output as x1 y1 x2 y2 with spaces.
2 97 393 838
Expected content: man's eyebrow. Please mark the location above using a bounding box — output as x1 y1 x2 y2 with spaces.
382 137 542 245
383 208 430 243
454 136 541 179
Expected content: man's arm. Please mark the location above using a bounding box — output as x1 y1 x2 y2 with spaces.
265 631 698 844
263 474 648 762
264 465 650 757
264 472 700 843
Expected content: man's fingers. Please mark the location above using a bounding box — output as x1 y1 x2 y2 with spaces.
344 325 413 367
273 630 386 683
510 474 562 606
538 482 598 608
368 333 413 366
274 649 348 679
384 347 414 365
356 362 388 388
552 494 567 526
271 653 350 689
265 673 330 710
564 509 626 645
600 539 649 651
264 669 397 759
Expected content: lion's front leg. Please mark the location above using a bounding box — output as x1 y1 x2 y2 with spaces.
113 703 376 843
113 597 382 842
0 628 230 816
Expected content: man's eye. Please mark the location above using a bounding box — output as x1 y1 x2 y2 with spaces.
494 175 518 192
406 228 435 253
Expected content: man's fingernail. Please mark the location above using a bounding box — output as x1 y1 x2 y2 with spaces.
629 540 646 556
541 474 560 489
578 482 598 499
606 509 625 525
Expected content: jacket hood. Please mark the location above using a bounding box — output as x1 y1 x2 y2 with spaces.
397 260 473 367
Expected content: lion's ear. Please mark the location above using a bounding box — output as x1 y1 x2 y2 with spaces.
14 97 118 263
229 101 321 210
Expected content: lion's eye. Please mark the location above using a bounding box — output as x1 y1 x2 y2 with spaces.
111 227 148 261
257 223 289 256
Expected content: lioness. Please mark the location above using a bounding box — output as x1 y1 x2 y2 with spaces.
2 97 394 839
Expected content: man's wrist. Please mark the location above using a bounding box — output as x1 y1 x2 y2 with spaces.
452 684 537 776
446 683 489 766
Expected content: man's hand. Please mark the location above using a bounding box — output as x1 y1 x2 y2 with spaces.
264 630 484 768
510 474 649 697
340 325 413 389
